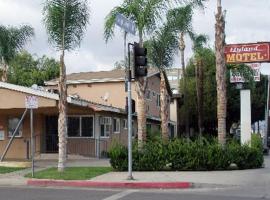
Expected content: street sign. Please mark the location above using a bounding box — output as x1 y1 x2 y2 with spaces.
25 96 38 109
115 13 136 35
230 63 261 83
225 42 270 64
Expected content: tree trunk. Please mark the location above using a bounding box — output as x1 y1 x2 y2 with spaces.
215 0 227 145
58 50 68 172
1 57 8 82
160 70 169 141
136 30 147 147
195 58 204 136
179 32 189 137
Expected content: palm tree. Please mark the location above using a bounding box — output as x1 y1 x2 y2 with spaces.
167 4 194 136
0 25 34 82
192 34 208 136
104 0 167 145
146 24 178 140
43 0 89 171
215 0 226 145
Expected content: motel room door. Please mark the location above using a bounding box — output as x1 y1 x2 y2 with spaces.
45 116 58 153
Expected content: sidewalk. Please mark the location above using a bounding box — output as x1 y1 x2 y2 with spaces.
2 156 270 189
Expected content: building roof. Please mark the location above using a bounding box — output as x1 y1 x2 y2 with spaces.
45 68 160 85
0 81 125 114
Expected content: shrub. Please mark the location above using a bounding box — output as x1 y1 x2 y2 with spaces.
108 142 128 171
132 140 167 171
108 136 264 171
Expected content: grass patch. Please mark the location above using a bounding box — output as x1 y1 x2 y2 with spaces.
0 167 25 174
25 167 112 180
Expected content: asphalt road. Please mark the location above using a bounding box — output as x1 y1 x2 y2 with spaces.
0 185 269 200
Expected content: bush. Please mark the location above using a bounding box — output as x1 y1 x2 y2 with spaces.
108 142 128 171
108 136 264 171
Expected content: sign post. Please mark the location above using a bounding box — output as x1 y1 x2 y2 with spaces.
25 96 38 177
115 12 136 180
225 42 270 146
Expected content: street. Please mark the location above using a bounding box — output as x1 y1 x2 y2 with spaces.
0 185 269 200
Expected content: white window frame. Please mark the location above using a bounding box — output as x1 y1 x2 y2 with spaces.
100 117 111 138
8 117 23 138
67 115 94 138
113 118 120 134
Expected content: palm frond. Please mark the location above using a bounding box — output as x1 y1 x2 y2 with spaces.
43 0 90 51
167 4 193 34
0 24 34 63
147 24 178 70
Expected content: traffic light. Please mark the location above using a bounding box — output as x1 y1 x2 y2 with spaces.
133 42 148 78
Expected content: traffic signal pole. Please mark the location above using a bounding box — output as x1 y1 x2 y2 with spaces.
127 43 134 180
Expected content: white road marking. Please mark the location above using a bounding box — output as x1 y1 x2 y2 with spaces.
102 190 137 200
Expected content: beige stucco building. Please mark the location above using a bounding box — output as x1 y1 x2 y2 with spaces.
0 69 176 160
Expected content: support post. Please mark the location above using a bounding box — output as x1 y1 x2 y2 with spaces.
30 109 35 177
240 90 251 145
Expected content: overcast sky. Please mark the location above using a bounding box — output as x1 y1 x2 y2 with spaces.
1 0 270 74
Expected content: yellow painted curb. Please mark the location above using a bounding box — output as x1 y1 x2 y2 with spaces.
0 161 31 168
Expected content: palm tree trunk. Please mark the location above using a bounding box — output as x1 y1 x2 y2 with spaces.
58 50 68 172
179 32 189 137
160 70 169 141
57 2 68 172
136 30 147 147
195 58 204 136
215 0 226 145
1 57 8 82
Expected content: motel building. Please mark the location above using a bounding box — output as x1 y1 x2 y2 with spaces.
0 69 176 160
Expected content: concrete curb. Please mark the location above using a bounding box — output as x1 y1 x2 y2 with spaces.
27 179 192 189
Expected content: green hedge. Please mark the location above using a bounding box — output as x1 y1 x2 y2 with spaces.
108 135 264 171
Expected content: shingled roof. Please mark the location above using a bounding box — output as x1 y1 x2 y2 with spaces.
45 68 159 85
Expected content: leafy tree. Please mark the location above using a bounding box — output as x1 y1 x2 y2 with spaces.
8 51 59 87
43 0 89 172
167 2 205 136
192 34 208 136
146 23 178 140
181 49 266 137
0 24 34 82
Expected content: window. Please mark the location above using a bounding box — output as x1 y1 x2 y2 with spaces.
123 119 128 129
81 117 94 137
8 117 22 137
152 91 156 97
100 117 111 137
113 118 120 133
67 116 94 138
146 90 151 100
156 94 160 107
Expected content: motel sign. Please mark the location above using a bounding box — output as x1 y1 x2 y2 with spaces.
225 42 270 64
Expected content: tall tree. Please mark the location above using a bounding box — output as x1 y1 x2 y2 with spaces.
192 34 208 136
146 24 178 140
167 4 195 137
0 25 34 82
8 51 60 87
104 0 167 145
43 0 89 171
215 0 226 145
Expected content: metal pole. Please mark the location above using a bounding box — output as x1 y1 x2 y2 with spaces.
0 108 28 162
30 109 35 177
127 43 133 180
